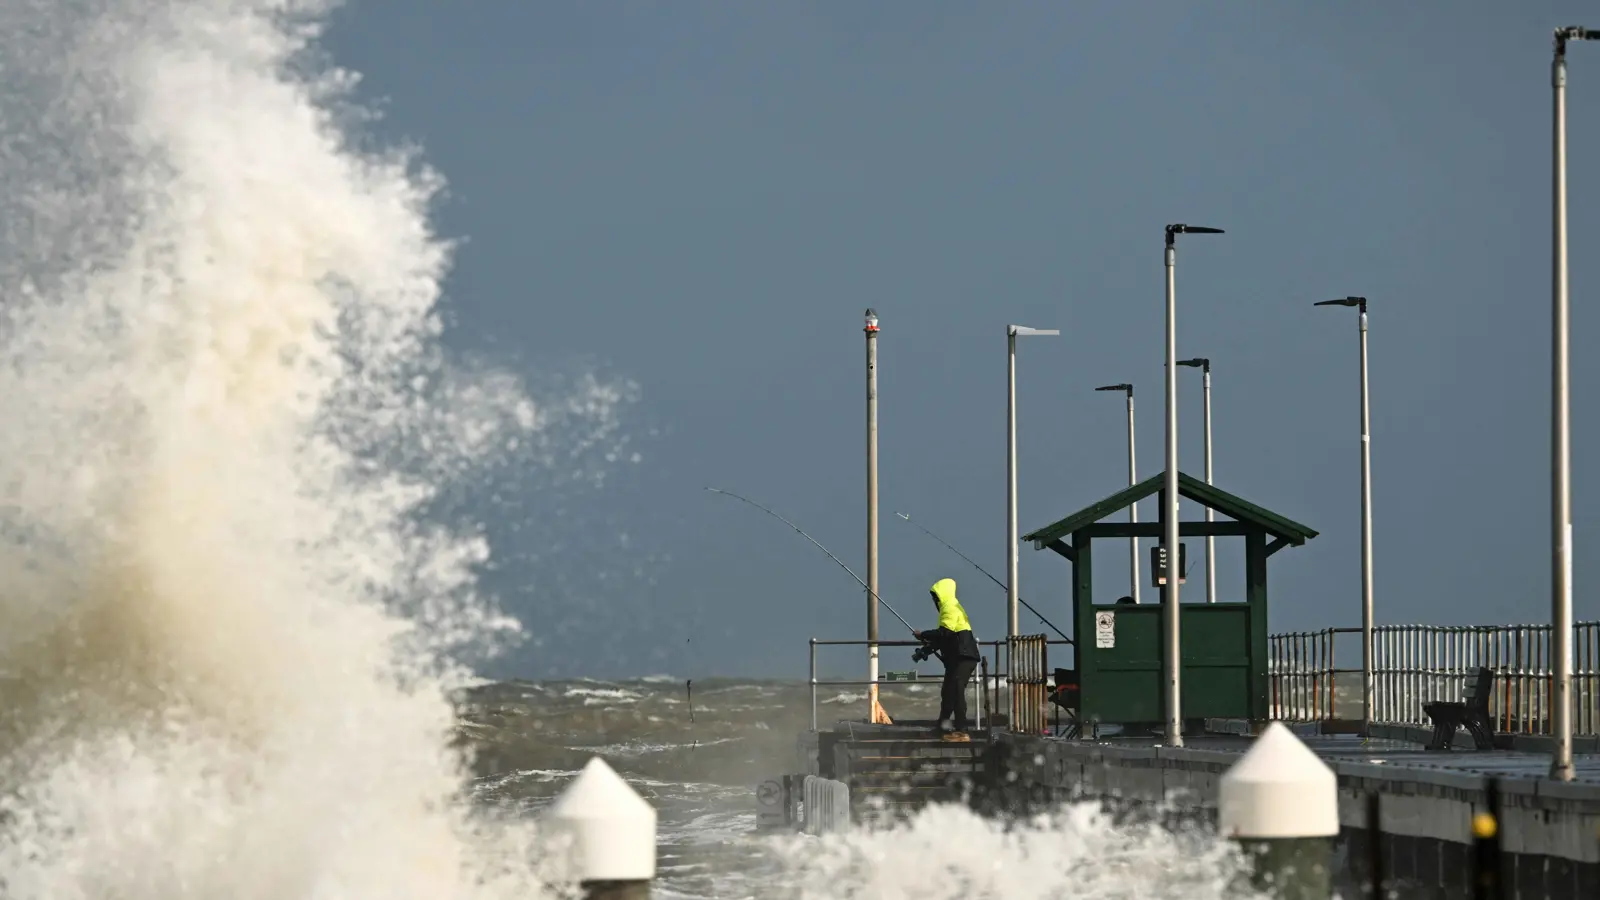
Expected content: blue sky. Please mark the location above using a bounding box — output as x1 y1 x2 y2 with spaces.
325 2 1600 679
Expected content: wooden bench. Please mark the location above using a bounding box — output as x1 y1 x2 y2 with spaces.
1422 666 1495 751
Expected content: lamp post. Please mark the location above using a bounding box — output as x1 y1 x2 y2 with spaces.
864 309 889 724
1008 325 1059 640
1314 297 1373 737
1163 223 1224 748
1096 383 1140 604
1550 26 1596 781
1176 358 1215 604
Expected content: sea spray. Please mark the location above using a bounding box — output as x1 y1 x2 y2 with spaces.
0 0 629 896
770 801 1266 900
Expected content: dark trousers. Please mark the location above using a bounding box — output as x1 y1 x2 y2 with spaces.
938 657 979 733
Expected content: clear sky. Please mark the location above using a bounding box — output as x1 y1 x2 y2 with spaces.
323 2 1600 679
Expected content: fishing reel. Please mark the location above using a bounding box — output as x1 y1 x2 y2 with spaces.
911 644 934 664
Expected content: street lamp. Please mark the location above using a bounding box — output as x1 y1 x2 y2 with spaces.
1176 358 1215 605
1096 383 1140 604
1314 296 1373 737
864 308 890 724
1550 26 1596 781
1162 223 1224 748
1008 324 1059 640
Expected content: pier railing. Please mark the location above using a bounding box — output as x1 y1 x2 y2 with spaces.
1269 621 1600 735
808 636 1072 734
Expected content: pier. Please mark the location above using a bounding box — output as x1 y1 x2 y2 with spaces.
793 707 1600 899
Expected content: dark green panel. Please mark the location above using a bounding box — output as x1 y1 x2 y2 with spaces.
1071 528 1094 685
1247 528 1271 721
1181 665 1252 719
1079 603 1262 726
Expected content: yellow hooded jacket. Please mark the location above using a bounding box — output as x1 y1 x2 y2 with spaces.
923 578 982 661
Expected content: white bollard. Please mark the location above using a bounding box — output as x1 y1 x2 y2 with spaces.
1218 722 1339 900
544 757 657 900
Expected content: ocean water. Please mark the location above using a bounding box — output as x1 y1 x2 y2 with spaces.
0 1 1260 896
457 678 1266 900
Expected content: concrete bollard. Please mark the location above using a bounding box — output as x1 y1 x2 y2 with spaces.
1218 722 1339 900
544 757 657 900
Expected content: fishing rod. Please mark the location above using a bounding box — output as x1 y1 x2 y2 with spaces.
704 487 918 636
894 511 1073 644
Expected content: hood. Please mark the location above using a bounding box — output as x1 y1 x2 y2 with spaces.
930 578 957 608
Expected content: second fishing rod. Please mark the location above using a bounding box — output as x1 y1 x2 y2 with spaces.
705 487 920 636
894 511 1072 644
707 486 1069 646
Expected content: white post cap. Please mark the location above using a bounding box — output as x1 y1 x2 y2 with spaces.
1218 722 1339 839
544 757 657 881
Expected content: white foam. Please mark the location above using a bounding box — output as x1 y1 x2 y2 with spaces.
771 801 1262 899
0 2 632 897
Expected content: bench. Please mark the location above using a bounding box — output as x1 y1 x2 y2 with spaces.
1422 666 1495 751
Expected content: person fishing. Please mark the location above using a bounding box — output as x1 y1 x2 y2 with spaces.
912 577 982 742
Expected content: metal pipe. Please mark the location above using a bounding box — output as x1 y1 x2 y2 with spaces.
1360 303 1374 736
1007 328 1019 640
1130 388 1142 605
810 638 818 731
1549 25 1595 780
1005 325 1059 640
865 310 882 723
1156 224 1222 742
1164 231 1181 744
1204 367 1216 603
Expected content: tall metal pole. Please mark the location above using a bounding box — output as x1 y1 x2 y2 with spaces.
1005 325 1059 643
1549 27 1594 782
1007 329 1019 640
1316 296 1376 735
1163 232 1182 747
1359 305 1374 737
1161 225 1223 749
1177 359 1215 602
1096 383 1140 602
1202 365 1215 605
865 309 883 724
1127 389 1140 605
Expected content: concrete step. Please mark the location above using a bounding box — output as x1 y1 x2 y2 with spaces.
851 762 972 784
848 760 984 775
845 743 985 760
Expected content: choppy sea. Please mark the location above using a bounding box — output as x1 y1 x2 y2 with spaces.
453 678 1263 899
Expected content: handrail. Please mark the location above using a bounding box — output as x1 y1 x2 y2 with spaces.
1269 621 1600 736
808 636 1073 732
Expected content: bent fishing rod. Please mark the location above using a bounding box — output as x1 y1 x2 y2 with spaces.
704 487 919 636
894 511 1072 644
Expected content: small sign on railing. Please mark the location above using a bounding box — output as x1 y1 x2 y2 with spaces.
882 670 918 682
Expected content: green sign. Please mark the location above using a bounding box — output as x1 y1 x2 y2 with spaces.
882 671 919 682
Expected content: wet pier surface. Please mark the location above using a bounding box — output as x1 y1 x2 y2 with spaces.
1096 732 1600 782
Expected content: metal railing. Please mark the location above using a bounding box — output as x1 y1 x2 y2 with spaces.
1269 621 1600 735
808 639 989 731
807 637 1073 733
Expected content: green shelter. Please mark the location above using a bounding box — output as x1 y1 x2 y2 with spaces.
1022 471 1317 731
